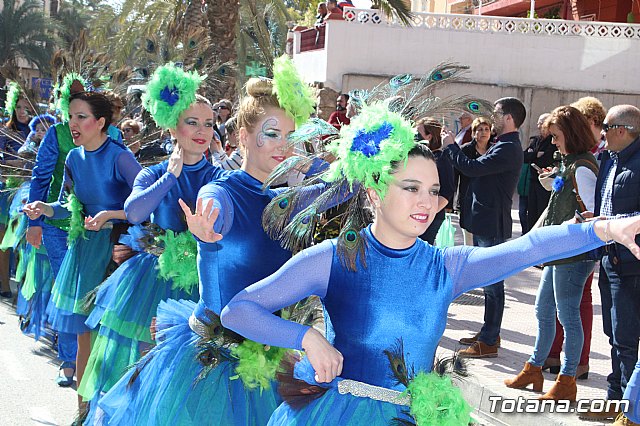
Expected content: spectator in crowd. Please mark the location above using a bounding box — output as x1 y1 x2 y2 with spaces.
451 112 475 211
525 113 556 231
446 97 525 358
120 119 141 155
215 99 233 142
505 106 598 402
328 93 350 130
415 118 454 245
582 105 640 422
571 96 607 159
326 0 344 18
315 2 328 25
458 117 494 245
211 116 243 171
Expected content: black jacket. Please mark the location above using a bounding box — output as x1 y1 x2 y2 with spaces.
595 136 640 276
445 131 523 239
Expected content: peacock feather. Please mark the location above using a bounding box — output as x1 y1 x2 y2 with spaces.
383 338 414 388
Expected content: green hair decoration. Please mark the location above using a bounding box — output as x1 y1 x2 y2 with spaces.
5 82 21 117
272 55 316 127
325 102 416 200
229 340 289 391
405 372 472 426
57 73 87 122
64 193 88 245
156 230 199 294
143 63 205 129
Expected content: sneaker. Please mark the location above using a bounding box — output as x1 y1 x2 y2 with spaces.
459 332 501 347
458 341 498 358
613 412 640 426
578 404 620 420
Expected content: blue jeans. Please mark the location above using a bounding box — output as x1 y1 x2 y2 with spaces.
599 256 640 400
529 261 595 376
623 359 640 423
475 235 505 346
42 223 77 363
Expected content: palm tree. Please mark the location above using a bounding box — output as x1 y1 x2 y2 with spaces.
0 0 56 73
205 0 240 101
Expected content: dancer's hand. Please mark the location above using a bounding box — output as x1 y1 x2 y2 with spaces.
302 328 343 383
85 211 112 231
595 216 640 259
178 198 223 243
23 201 53 220
168 145 184 178
26 226 43 249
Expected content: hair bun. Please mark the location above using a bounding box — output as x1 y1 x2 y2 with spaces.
245 78 273 98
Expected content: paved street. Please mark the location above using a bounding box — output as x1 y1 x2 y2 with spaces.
0 292 77 426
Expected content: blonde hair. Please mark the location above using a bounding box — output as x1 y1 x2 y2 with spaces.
570 97 606 127
237 78 280 132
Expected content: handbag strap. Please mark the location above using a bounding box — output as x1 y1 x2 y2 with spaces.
571 159 599 212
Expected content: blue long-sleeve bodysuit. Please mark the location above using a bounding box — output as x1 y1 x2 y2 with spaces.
222 222 606 390
50 137 140 219
124 156 227 231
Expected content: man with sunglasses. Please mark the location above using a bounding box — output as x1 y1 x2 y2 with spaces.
586 105 640 424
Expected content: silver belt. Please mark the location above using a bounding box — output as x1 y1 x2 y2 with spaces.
188 314 210 338
337 379 411 406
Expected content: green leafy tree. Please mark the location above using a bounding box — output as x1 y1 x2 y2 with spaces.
0 0 56 71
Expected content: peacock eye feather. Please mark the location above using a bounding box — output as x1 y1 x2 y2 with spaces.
467 101 480 113
278 198 289 210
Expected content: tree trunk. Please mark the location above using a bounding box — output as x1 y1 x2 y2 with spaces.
206 0 240 103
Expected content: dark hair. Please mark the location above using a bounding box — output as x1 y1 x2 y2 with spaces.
544 105 596 153
495 97 526 129
339 93 350 102
225 115 237 134
70 92 113 132
418 117 442 150
390 142 435 173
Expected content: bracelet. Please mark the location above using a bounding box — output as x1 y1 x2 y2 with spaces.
604 220 614 245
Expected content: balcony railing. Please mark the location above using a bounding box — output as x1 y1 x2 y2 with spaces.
343 8 640 39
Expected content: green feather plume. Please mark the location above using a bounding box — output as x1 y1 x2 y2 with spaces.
5 82 21 117
325 102 415 200
63 193 87 245
57 73 87 122
272 55 316 127
404 372 472 426
142 63 205 129
230 340 289 391
156 230 198 294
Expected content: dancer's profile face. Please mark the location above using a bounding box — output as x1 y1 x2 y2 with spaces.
241 107 294 182
171 102 215 157
368 156 440 245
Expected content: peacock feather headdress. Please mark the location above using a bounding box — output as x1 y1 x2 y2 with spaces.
5 82 21 117
142 63 205 130
57 72 88 122
272 55 316 128
261 63 493 270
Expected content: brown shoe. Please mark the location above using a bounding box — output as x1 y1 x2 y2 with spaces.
578 403 620 420
613 412 640 426
458 341 498 358
459 333 501 347
576 364 589 380
504 362 544 392
539 374 576 401
542 357 561 374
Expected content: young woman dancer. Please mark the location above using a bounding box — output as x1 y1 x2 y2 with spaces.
98 57 336 425
220 93 640 425
78 64 228 418
23 86 141 408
